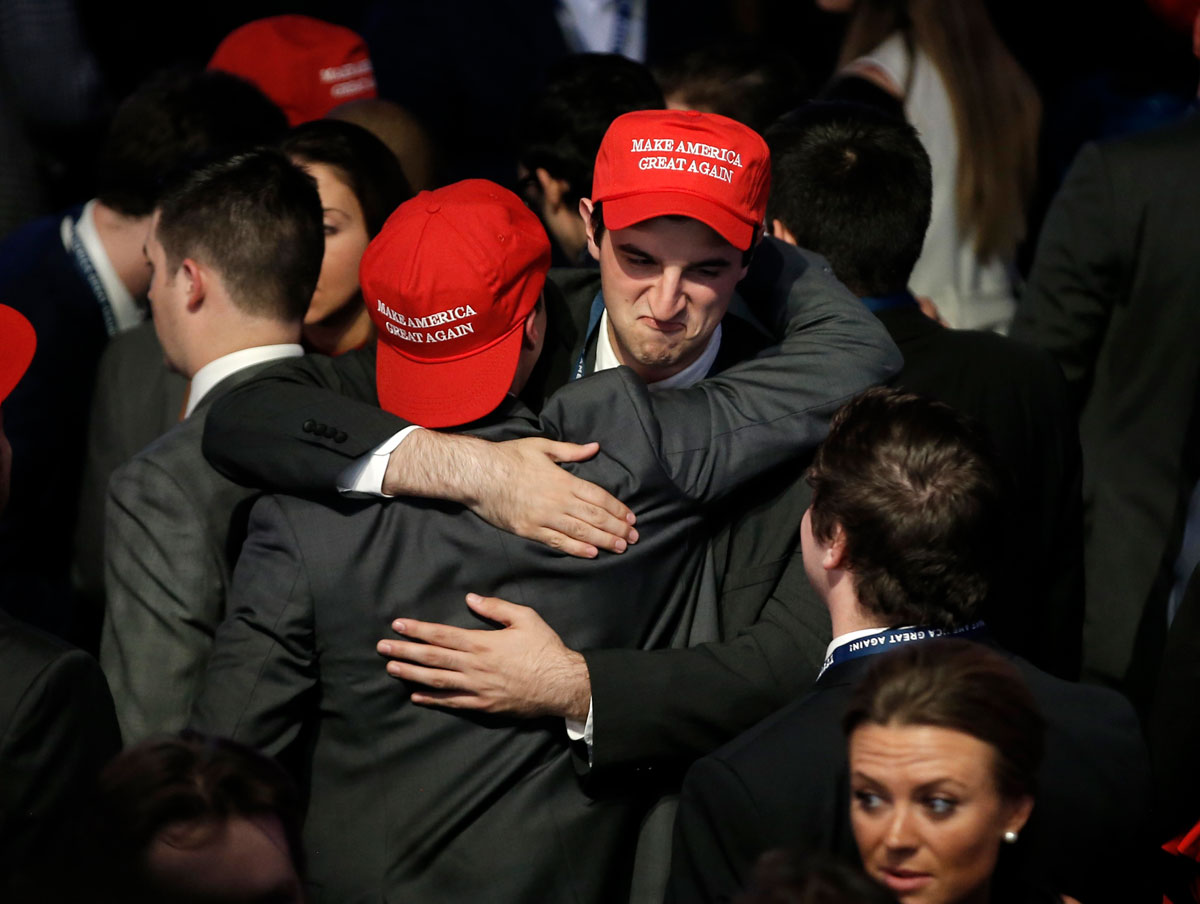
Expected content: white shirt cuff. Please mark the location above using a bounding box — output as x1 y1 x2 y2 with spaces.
565 697 594 765
336 425 422 496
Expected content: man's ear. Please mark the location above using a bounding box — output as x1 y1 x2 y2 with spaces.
179 259 206 312
522 293 545 349
535 168 570 214
770 218 798 246
579 198 601 263
823 522 848 572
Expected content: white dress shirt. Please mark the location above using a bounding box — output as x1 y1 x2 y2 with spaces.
186 344 304 419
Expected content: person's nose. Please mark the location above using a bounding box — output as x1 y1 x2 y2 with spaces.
646 267 686 322
883 803 919 853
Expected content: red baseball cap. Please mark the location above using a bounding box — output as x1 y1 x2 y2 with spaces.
0 305 35 405
208 15 377 126
361 180 551 428
591 109 771 251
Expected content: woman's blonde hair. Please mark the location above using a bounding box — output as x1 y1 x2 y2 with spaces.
839 0 1041 260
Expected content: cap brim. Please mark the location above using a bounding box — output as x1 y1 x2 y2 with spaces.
601 191 756 251
375 324 525 429
0 306 36 405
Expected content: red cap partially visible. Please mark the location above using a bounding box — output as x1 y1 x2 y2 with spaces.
208 15 377 126
0 305 35 404
591 109 771 251
361 179 551 428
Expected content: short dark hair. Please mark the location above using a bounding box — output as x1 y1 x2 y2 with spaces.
281 118 413 238
807 387 1004 630
96 68 288 218
517 53 663 207
85 732 305 901
766 103 931 297
155 148 323 321
843 639 1045 801
587 201 757 268
655 43 807 134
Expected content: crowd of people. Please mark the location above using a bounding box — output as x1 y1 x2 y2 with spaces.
1 2 1199 902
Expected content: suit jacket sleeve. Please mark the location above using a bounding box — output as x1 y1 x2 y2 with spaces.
190 495 318 758
665 754 773 904
1011 142 1126 406
540 240 902 506
0 643 121 877
100 456 227 744
559 242 897 769
201 347 410 493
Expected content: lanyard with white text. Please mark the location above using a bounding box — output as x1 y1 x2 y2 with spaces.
68 215 118 337
572 293 607 381
817 621 989 680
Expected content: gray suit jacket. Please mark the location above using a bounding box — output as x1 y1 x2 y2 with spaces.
73 320 188 625
100 359 279 745
192 284 901 903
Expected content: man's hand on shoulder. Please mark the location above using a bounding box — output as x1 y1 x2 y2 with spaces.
382 431 638 559
377 594 592 721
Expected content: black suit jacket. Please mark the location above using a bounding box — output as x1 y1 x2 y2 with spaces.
879 307 1085 677
1011 115 1200 686
192 287 893 902
0 208 110 643
667 640 1155 904
201 241 900 777
0 610 121 888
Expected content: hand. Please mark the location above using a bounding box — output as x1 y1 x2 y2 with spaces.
469 437 638 558
377 593 592 720
384 431 638 559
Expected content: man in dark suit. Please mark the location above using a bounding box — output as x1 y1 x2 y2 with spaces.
763 102 1085 678
0 70 286 647
1010 29 1200 687
201 110 898 780
667 389 1154 904
191 176 892 902
0 304 122 896
99 149 324 744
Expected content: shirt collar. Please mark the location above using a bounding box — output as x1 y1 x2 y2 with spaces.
64 199 143 332
823 626 893 665
186 344 303 418
593 308 723 390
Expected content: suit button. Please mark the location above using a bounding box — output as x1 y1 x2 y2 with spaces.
335 431 347 443
317 424 330 437
303 419 315 433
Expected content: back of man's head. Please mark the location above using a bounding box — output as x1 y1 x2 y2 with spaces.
96 69 288 219
517 53 664 208
807 387 1004 630
361 179 551 428
155 148 323 322
766 103 931 298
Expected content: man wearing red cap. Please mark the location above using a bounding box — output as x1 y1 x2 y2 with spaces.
199 110 896 825
193 175 895 902
0 305 121 894
208 15 377 126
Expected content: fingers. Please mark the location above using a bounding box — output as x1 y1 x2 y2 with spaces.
562 472 636 528
539 439 600 464
409 689 491 711
386 618 477 650
377 638 463 671
464 593 530 626
384 659 469 690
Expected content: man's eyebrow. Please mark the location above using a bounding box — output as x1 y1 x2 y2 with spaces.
688 255 735 269
616 241 655 259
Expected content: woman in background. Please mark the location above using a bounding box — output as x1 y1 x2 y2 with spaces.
820 0 1040 332
843 640 1078 903
281 120 412 356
